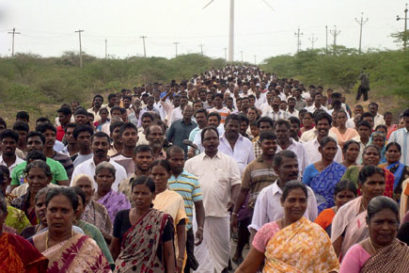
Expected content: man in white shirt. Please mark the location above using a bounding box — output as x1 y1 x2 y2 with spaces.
248 150 318 242
0 129 25 175
274 120 307 174
368 102 385 127
185 127 241 273
218 114 255 174
286 97 299 118
70 131 127 191
389 109 409 165
303 112 342 165
263 96 290 121
305 92 328 114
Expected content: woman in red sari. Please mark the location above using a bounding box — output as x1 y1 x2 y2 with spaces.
0 195 48 273
110 175 176 273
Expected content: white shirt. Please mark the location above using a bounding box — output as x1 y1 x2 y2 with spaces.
374 113 385 128
300 128 339 143
263 109 290 121
218 134 255 175
276 138 307 175
305 104 328 114
185 151 241 217
303 138 343 165
248 181 318 231
287 109 299 118
0 155 24 175
169 106 183 125
192 125 225 153
389 128 409 165
70 157 127 191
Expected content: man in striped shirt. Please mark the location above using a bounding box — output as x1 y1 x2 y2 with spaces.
167 145 205 273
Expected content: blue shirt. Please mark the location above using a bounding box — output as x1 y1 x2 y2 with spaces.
168 170 203 230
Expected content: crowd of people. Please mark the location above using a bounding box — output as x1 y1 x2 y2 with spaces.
0 65 409 272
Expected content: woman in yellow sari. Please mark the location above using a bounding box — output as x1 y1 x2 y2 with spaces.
235 181 339 273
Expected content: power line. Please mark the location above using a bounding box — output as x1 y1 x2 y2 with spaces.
355 12 368 54
396 3 409 50
140 36 147 57
74 29 84 68
308 33 318 49
294 27 303 53
8 27 21 57
330 25 341 55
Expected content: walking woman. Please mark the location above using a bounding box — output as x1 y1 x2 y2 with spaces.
110 176 176 273
235 181 339 273
303 137 346 213
30 187 111 272
332 166 386 260
340 196 409 272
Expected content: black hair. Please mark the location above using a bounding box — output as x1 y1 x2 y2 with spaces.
385 142 401 153
26 150 47 162
259 131 277 142
108 93 116 100
274 119 291 129
151 159 172 173
110 106 124 115
397 223 409 245
0 129 19 142
334 180 357 196
135 144 153 155
375 124 388 132
0 195 6 215
74 108 88 116
212 93 223 100
208 112 221 122
46 187 79 211
281 180 308 202
24 159 52 178
238 114 249 126
402 108 409 118
201 126 219 142
273 150 297 168
357 120 372 129
92 131 110 143
0 117 6 128
141 112 154 121
27 131 45 144
318 136 337 147
166 145 184 158
16 111 30 122
363 144 380 156
342 140 360 154
194 108 208 118
366 196 399 224
131 175 156 193
361 112 374 121
288 116 301 127
57 107 72 116
358 165 385 186
256 116 274 128
93 94 104 102
73 125 93 140
64 123 77 133
72 186 86 205
109 121 124 134
12 121 29 132
119 122 137 136
0 165 10 182
36 123 56 134
314 112 332 126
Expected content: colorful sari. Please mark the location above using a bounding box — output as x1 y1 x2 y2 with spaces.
41 233 111 273
0 232 48 273
379 162 409 197
5 205 31 234
97 190 131 224
114 209 172 273
331 196 368 259
263 217 339 273
305 162 346 213
361 239 409 273
82 200 112 239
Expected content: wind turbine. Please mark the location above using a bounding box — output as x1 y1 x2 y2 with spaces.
203 0 273 62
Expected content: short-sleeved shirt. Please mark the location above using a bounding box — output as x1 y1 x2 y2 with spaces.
168 170 203 230
10 157 68 186
241 156 277 208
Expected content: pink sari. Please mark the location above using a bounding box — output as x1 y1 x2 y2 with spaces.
331 196 368 259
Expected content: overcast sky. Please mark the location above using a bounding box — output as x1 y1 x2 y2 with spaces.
0 0 406 63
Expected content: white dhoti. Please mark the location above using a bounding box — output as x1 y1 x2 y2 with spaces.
193 216 230 273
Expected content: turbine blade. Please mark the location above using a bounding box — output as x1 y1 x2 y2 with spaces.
261 0 274 11
202 0 215 10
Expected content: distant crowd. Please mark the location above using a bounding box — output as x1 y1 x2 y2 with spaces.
1 65 409 273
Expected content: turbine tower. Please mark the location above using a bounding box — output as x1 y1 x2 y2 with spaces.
203 0 273 62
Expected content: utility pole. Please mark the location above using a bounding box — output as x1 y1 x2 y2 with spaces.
228 0 234 62
294 27 303 53
254 55 257 65
325 25 329 54
309 33 318 49
105 39 108 59
223 48 227 61
355 12 368 54
8 28 21 57
240 50 243 63
396 3 409 50
140 36 147 57
330 25 341 55
199 44 204 56
75 30 84 68
173 42 179 57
